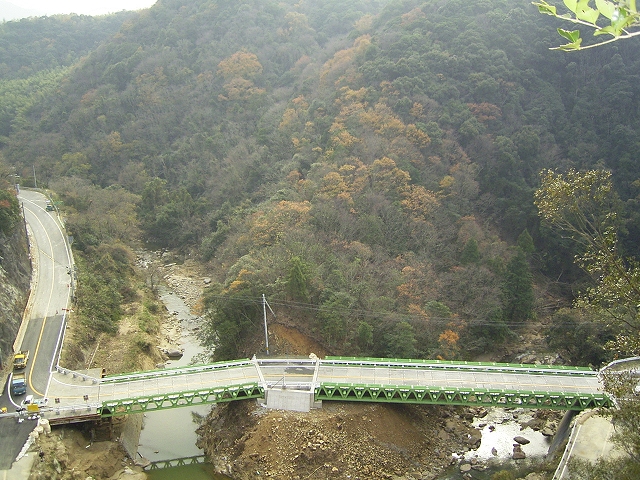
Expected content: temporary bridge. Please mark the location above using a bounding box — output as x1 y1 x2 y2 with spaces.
38 356 611 424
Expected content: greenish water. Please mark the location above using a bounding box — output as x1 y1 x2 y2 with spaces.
146 463 230 480
438 457 552 479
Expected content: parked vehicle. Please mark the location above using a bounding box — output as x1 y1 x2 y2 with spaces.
11 372 26 396
13 350 29 370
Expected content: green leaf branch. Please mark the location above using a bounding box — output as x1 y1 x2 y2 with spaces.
533 0 640 50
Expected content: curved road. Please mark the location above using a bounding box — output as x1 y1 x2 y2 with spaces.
0 190 73 470
15 190 73 396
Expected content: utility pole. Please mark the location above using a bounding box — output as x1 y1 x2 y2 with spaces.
262 294 275 355
33 165 37 189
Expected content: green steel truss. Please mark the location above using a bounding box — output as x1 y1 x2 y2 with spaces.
145 455 208 471
315 383 613 410
98 383 264 417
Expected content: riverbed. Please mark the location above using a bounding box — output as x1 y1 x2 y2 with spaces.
442 408 554 479
139 284 229 479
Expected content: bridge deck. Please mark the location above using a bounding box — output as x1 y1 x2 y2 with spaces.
39 357 610 421
318 366 599 392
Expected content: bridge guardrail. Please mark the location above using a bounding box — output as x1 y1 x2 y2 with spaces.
98 359 255 384
322 357 598 376
144 455 208 471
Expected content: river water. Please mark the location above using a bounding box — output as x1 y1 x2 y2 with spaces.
440 408 554 479
140 284 228 480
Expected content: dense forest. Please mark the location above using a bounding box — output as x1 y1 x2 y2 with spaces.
1 0 639 367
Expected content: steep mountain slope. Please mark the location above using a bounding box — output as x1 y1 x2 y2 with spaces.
1 0 639 361
0 184 30 368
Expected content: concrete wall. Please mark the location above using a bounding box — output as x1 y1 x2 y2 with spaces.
265 389 315 412
119 413 143 459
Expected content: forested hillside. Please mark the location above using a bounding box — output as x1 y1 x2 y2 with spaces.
2 0 640 364
0 12 138 141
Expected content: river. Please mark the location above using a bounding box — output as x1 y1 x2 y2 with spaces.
441 408 555 479
140 284 228 480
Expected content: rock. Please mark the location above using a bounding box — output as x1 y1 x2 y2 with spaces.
134 457 150 468
523 418 545 431
444 420 456 433
541 427 555 437
460 463 472 473
514 436 530 445
203 277 212 284
467 430 482 446
512 445 526 460
491 447 498 456
524 473 545 480
164 349 183 359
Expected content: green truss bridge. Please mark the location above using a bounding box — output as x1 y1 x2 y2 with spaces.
39 356 611 423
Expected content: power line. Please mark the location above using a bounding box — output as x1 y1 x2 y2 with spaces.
201 293 610 329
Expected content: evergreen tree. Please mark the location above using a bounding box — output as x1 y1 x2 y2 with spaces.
460 238 481 264
501 249 535 324
517 229 535 255
386 321 417 358
356 321 373 352
286 256 310 301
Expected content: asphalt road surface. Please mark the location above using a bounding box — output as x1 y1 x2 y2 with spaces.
0 190 73 470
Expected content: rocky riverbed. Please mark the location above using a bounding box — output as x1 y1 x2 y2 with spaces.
196 401 562 480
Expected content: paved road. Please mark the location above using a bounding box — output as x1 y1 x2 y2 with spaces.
0 190 73 471
554 412 624 479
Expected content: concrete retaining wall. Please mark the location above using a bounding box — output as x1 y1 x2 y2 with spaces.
119 413 143 460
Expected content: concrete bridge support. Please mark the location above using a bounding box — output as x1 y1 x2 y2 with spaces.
119 414 143 461
265 388 321 412
547 410 577 458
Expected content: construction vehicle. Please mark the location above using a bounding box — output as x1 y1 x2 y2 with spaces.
20 395 45 413
11 372 26 396
13 350 29 370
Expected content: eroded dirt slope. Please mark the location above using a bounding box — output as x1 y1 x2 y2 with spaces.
198 400 482 480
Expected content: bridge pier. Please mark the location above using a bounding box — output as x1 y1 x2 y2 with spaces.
547 410 577 458
119 413 143 461
264 388 321 412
